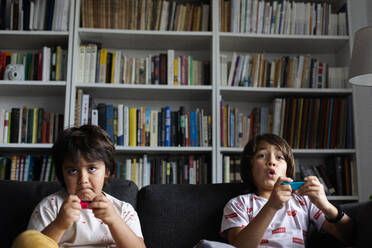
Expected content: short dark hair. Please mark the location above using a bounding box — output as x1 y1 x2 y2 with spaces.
52 125 115 188
240 133 295 192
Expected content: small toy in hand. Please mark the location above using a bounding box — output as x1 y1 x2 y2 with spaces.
80 200 92 209
282 181 305 190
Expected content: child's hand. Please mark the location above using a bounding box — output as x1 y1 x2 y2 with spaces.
297 176 329 210
267 176 293 210
55 195 81 230
90 195 119 226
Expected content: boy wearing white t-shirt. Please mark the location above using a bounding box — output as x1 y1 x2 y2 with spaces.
12 125 145 248
221 134 354 248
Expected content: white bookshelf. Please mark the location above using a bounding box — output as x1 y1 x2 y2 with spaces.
0 0 365 201
0 0 75 146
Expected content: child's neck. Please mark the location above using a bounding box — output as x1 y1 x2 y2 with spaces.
256 190 271 199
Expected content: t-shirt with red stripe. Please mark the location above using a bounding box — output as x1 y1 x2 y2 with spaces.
220 193 325 247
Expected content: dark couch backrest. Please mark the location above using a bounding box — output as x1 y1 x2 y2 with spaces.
0 179 138 248
137 183 248 248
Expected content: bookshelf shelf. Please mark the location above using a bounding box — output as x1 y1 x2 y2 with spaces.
76 84 212 100
219 33 349 53
0 81 67 97
78 29 212 50
220 147 356 155
0 31 70 49
0 144 53 151
115 146 212 154
219 87 352 102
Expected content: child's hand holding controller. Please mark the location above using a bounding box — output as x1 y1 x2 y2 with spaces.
267 176 294 210
89 195 120 226
297 176 330 211
55 195 81 230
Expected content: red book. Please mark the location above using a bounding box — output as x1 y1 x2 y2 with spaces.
37 51 43 81
41 112 50 144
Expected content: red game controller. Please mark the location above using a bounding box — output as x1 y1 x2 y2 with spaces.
80 200 92 209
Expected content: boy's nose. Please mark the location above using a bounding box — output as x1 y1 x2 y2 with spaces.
78 171 89 184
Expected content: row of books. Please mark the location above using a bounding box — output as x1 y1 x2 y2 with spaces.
220 0 348 35
77 46 211 86
0 108 64 144
0 0 70 31
0 155 55 182
296 156 357 196
75 90 212 147
115 154 210 188
223 155 242 183
81 0 210 31
0 46 68 81
220 53 348 88
220 96 353 149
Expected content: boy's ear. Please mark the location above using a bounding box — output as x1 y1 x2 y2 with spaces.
105 169 110 178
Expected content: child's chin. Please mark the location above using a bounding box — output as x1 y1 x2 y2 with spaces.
77 192 95 201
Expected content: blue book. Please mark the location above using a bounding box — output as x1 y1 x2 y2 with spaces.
190 111 197 146
165 106 171 146
106 104 114 142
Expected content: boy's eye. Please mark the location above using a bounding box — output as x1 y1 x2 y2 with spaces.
67 169 77 175
257 153 265 158
89 167 97 172
277 155 285 160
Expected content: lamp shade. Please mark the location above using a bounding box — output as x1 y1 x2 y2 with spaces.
349 26 372 86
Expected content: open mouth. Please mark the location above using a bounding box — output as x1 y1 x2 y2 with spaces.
267 169 276 178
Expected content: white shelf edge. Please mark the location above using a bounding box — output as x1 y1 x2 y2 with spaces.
220 147 356 154
0 144 53 149
219 32 350 40
0 81 66 86
0 30 69 36
78 28 212 36
115 146 213 152
75 83 213 90
219 87 352 94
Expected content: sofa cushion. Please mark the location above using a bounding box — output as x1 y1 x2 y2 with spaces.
0 179 138 248
137 183 248 248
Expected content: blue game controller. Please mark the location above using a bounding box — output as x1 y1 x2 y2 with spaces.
282 181 305 190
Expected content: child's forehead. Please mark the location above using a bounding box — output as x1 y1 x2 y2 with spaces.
63 157 103 167
256 141 282 152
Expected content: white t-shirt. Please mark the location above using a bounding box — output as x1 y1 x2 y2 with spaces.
28 190 143 248
220 193 325 247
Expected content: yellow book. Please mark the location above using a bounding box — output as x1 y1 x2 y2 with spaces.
55 46 62 81
174 58 179 85
32 108 38 144
129 108 137 146
110 51 116 84
99 49 108 83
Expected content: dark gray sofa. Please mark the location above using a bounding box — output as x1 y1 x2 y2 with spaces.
1 179 371 248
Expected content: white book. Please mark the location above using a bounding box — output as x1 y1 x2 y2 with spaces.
118 104 124 145
131 57 136 84
38 0 47 30
220 54 228 86
240 0 246 33
257 0 264 34
236 55 245 86
113 50 122 84
0 109 4 143
142 155 150 187
272 98 282 135
30 0 36 30
246 0 252 33
138 158 143 188
91 109 98 126
167 49 174 85
224 155 230 183
84 45 92 83
24 155 30 181
125 159 132 181
52 0 61 31
43 46 51 81
150 110 158 147
60 0 70 31
90 44 98 83
227 52 237 86
296 56 304 88
232 0 240 32
159 1 169 31
122 55 127 84
80 94 90 125
123 106 129 146
189 160 196 184
44 156 52 182
78 45 86 82
145 55 151 84
264 2 270 34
